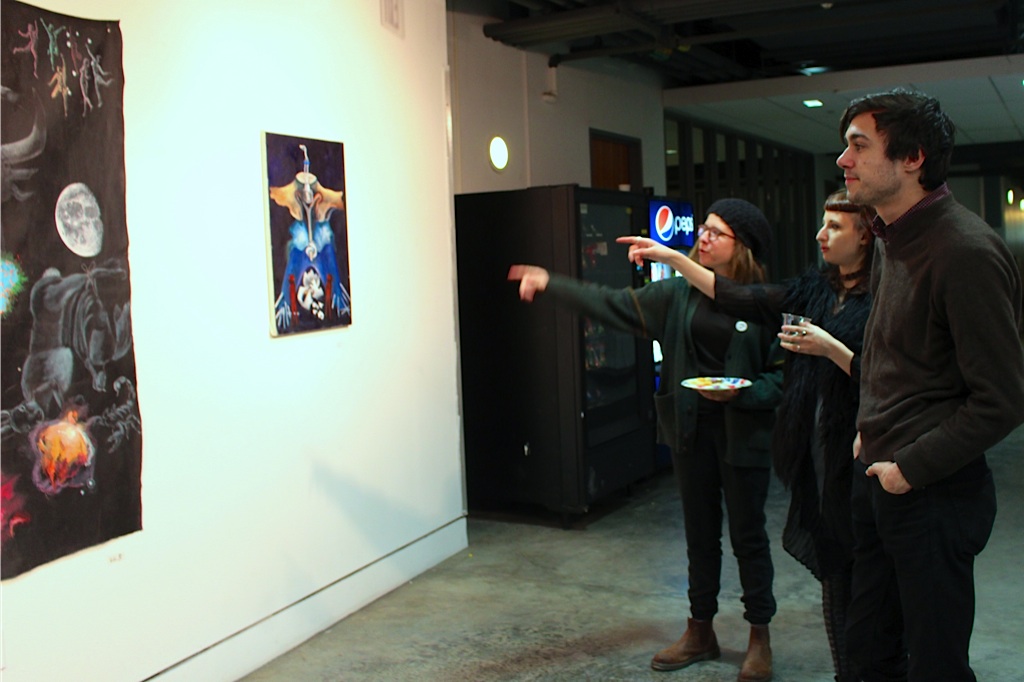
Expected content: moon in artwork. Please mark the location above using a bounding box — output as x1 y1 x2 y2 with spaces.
54 182 104 257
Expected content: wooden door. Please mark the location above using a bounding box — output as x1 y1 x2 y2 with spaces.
590 131 643 192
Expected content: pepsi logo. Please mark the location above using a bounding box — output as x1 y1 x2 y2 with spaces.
655 205 674 241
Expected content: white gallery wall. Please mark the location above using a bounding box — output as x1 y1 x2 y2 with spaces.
1 1 466 681
449 10 667 196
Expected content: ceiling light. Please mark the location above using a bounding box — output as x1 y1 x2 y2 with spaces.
799 66 830 76
803 99 824 108
1008 189 1015 205
489 136 508 171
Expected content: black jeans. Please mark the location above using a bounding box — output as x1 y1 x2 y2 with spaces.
846 457 996 682
672 411 775 625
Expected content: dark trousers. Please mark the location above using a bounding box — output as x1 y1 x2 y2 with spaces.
672 411 776 625
846 457 996 682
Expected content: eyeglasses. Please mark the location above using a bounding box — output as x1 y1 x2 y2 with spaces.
697 225 736 242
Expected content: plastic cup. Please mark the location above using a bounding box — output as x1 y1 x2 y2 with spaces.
781 312 811 334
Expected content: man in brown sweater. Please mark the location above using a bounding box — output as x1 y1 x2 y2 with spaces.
837 89 1024 681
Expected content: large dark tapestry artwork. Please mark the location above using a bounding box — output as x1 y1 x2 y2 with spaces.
1 0 142 579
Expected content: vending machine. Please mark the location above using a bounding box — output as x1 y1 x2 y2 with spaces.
454 185 657 519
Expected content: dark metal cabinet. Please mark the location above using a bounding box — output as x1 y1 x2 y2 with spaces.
454 185 656 517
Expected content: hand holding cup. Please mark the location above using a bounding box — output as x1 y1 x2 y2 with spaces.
780 312 813 354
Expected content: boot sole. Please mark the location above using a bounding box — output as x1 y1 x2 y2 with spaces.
650 648 721 672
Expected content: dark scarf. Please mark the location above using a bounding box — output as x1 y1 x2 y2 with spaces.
771 267 872 487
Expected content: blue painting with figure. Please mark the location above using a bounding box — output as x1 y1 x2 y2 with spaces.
263 132 352 337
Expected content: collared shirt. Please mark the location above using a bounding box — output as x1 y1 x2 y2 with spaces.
870 183 951 242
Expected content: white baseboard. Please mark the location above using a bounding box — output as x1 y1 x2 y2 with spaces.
148 517 468 682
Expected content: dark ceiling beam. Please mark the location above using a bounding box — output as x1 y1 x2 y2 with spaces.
550 40 657 66
677 0 1006 49
480 0 1018 91
546 22 755 80
506 0 566 11
505 0 554 11
612 0 826 24
546 0 1007 73
484 4 645 47
765 28 1013 66
554 29 755 81
670 46 757 81
484 0 826 47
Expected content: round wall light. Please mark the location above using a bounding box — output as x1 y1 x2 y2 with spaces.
489 136 509 171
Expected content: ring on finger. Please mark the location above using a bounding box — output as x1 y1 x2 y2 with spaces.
800 329 808 336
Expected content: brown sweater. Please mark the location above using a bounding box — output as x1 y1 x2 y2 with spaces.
858 193 1024 487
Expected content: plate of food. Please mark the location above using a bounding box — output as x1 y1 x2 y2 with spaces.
681 377 753 391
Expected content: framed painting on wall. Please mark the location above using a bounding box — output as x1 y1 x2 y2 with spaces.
263 132 351 336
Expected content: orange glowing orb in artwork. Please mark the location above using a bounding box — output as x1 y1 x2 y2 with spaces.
33 410 95 494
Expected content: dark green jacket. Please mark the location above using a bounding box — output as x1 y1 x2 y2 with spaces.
544 274 784 467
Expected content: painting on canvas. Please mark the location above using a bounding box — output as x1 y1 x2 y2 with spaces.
264 132 351 336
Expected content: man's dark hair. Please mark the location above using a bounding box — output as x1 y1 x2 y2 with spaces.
839 89 955 191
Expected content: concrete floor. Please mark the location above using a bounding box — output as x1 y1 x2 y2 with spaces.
242 425 1024 682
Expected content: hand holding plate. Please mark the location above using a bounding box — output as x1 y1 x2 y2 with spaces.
697 387 739 402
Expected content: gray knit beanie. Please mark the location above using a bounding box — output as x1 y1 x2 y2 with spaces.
706 198 772 262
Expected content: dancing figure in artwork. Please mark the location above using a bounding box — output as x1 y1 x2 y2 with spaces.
86 42 113 107
39 18 65 73
12 20 39 77
49 54 71 118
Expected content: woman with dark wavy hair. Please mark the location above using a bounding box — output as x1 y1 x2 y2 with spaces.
620 189 875 682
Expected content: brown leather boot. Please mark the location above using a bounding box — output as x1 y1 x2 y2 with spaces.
651 617 720 671
738 624 773 681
